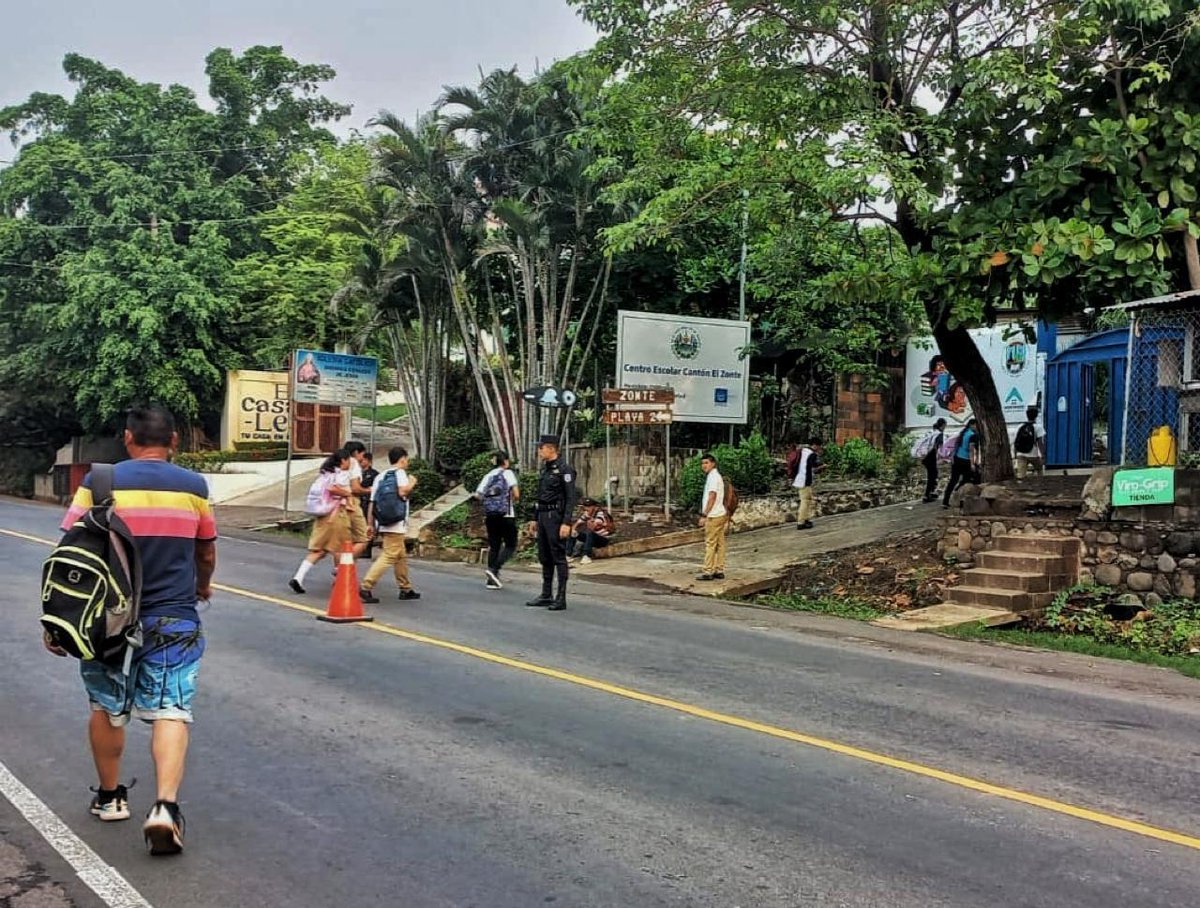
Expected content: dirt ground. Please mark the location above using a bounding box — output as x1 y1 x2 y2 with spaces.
776 527 958 611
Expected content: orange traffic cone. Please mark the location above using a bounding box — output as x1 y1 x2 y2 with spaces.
318 542 374 623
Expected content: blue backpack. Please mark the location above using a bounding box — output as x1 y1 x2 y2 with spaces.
373 470 407 525
481 470 511 516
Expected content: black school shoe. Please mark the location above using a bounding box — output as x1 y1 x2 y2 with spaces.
397 588 421 600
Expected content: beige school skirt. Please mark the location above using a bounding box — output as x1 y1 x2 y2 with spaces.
308 508 351 553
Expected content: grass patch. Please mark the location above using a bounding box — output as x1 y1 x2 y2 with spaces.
352 403 408 422
938 622 1200 680
754 592 890 621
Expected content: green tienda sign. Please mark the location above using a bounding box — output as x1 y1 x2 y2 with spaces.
1112 467 1176 507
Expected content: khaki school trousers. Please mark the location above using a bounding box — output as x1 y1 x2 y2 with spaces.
703 514 729 574
362 532 411 591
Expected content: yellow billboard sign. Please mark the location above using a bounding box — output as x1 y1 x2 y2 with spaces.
222 370 290 447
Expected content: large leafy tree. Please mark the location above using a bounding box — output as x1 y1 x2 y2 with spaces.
0 48 347 441
572 0 1200 478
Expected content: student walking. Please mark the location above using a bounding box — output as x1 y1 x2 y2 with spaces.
696 453 728 581
942 418 981 509
361 447 420 601
49 406 217 856
1013 406 1046 479
915 418 947 502
473 450 520 590
290 449 353 593
791 439 823 529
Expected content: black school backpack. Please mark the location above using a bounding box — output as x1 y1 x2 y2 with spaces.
40 464 144 667
1014 421 1037 455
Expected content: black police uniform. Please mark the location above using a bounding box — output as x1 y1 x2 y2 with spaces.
528 451 578 609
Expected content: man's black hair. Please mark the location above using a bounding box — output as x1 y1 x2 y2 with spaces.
126 405 175 447
701 452 717 464
344 440 366 455
388 446 408 465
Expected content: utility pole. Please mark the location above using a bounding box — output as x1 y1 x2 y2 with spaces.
731 189 749 446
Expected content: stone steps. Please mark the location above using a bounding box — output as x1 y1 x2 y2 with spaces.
940 533 1080 618
975 550 1075 575
964 567 1072 593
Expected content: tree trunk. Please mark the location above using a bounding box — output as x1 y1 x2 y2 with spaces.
929 319 1013 482
1184 231 1200 290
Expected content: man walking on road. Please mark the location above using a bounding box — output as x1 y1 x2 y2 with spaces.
361 446 420 602
696 453 727 581
526 434 577 611
47 406 217 856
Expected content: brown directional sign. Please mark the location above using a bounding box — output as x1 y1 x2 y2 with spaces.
602 387 675 406
603 408 674 426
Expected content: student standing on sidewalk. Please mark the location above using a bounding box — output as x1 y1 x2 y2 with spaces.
696 453 728 581
791 439 823 530
361 446 421 602
473 449 520 590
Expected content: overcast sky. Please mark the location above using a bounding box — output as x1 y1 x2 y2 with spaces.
1 0 597 150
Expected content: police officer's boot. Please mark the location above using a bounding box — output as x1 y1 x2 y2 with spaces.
526 583 554 608
546 588 567 611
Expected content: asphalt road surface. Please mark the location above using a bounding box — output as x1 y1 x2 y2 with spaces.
1 497 1198 907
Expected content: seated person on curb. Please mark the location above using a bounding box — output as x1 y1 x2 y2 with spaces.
566 498 615 564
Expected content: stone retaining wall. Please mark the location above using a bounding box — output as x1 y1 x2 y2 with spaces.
732 476 927 531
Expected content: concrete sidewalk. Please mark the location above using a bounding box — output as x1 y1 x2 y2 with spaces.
571 498 942 597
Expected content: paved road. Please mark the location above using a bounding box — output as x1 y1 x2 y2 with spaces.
1 497 1198 907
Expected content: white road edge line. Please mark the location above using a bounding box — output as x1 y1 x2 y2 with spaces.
0 760 154 908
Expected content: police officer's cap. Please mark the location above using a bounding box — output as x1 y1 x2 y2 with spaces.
538 434 560 447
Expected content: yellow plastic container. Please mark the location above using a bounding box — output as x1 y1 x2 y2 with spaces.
1147 425 1178 466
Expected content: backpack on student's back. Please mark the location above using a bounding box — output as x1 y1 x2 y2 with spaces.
481 469 512 517
911 430 938 460
373 469 407 526
723 480 739 517
40 464 144 667
304 472 337 517
938 431 962 462
1014 421 1037 455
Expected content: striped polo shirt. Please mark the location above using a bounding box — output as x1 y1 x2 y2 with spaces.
61 459 218 620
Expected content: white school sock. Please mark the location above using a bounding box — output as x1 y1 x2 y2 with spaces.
294 560 314 584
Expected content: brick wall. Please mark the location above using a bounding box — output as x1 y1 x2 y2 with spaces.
834 367 904 446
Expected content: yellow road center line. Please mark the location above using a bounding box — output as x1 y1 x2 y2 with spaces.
6 525 1200 852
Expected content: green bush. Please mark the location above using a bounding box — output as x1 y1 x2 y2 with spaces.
678 431 773 509
886 433 919 483
1040 585 1200 657
515 470 538 522
174 451 231 473
822 437 883 479
405 457 446 511
227 443 289 462
435 425 490 471
461 451 497 492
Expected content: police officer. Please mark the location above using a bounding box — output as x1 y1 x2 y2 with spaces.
526 434 578 610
